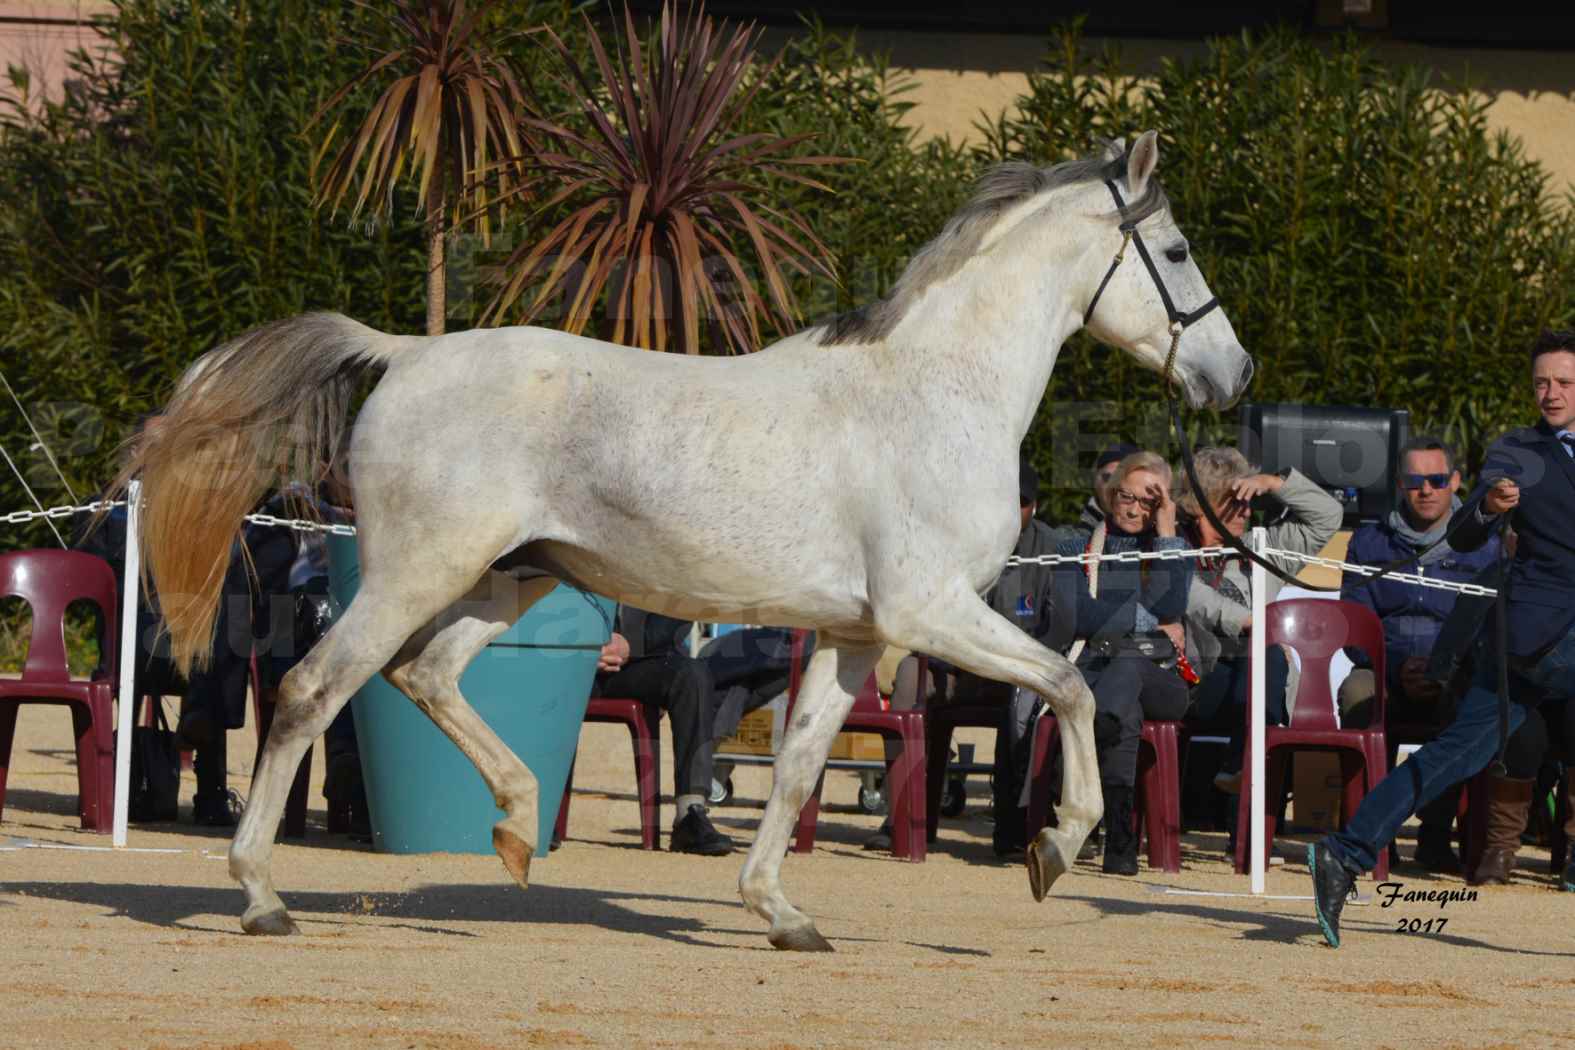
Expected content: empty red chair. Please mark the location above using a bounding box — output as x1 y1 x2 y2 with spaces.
1235 598 1390 880
1025 713 1186 872
0 550 119 831
787 630 927 861
556 697 662 849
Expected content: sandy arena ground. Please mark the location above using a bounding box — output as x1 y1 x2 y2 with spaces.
3 704 1573 1050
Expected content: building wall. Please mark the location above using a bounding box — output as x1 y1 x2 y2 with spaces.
0 1 112 106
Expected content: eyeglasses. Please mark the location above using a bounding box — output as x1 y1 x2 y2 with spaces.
1400 473 1451 491
1113 488 1159 511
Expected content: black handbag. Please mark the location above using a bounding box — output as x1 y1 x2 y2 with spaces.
119 701 180 823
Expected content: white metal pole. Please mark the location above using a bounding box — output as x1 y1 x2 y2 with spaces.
1248 525 1268 895
112 480 142 848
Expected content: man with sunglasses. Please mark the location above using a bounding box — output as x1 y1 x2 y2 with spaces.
1338 436 1500 875
1311 330 1575 947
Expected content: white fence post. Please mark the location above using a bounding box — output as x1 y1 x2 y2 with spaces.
1249 526 1268 895
111 480 141 848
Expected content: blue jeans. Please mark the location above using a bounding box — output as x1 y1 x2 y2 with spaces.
1324 627 1575 873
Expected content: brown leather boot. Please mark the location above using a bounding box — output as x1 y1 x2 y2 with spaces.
1469 776 1534 886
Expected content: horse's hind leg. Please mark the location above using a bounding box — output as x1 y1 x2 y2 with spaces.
875 579 1102 902
383 572 559 889
231 585 451 935
738 633 881 952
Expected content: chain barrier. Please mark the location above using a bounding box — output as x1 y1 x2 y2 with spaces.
1262 547 1499 598
1007 542 1498 598
1006 545 1235 568
1 499 124 526
241 513 357 537
2 500 358 536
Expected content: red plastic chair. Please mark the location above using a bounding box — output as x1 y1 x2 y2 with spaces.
0 550 118 832
787 630 927 861
556 698 662 850
1026 713 1186 872
1234 599 1390 880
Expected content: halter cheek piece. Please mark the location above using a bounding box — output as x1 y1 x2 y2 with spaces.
1081 179 1220 391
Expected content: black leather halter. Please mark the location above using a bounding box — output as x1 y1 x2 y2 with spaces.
1082 179 1220 390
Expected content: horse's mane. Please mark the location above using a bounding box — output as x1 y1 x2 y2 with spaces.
815 144 1169 347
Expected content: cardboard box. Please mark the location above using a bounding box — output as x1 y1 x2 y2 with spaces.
1291 752 1344 831
717 705 776 757
716 696 887 762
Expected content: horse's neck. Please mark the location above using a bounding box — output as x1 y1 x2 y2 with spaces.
883 245 1087 445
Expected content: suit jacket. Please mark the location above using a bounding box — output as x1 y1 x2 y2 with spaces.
1452 420 1575 658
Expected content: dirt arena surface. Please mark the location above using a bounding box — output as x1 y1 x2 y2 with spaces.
3 706 1572 1050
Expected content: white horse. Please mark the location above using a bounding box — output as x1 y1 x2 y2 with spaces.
125 131 1251 951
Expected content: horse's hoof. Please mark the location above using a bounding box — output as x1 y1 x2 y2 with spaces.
241 907 300 936
1026 829 1070 903
769 924 834 952
493 824 533 889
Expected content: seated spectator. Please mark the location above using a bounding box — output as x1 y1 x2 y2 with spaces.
1338 436 1500 875
1174 447 1341 794
1054 450 1192 875
595 606 734 855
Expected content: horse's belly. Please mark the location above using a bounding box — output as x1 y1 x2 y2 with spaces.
506 539 870 630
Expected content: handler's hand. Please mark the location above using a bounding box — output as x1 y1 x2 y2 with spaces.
598 632 631 674
1484 478 1520 516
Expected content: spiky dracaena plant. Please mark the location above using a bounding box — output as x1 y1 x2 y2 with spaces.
484 2 840 353
311 0 529 335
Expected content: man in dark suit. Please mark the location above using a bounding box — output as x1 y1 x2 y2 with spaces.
1309 329 1575 947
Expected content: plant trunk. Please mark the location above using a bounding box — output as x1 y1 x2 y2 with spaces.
425 179 446 336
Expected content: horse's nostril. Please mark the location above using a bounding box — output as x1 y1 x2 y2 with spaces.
1237 355 1255 392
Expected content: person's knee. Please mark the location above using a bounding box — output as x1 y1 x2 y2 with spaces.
1338 669 1377 727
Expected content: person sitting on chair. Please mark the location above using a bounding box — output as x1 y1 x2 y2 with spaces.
595 606 734 855
1173 446 1341 796
1054 450 1193 875
1338 435 1500 875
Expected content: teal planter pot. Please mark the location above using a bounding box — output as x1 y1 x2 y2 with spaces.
326 535 612 857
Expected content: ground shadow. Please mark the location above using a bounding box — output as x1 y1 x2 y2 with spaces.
1 879 753 949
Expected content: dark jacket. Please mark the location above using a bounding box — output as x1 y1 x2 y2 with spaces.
1452 421 1575 658
1049 528 1192 655
1342 514 1501 689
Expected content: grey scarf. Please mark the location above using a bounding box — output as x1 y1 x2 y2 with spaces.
1387 496 1461 566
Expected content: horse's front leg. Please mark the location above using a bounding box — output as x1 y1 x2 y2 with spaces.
877 579 1101 902
739 634 882 952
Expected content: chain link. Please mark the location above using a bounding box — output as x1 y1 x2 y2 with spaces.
1007 545 1235 568
1262 548 1499 598
243 513 358 537
1 499 125 526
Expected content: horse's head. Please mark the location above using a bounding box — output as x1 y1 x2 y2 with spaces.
1077 131 1253 410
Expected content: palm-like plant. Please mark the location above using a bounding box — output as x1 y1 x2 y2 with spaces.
311 0 528 335
483 2 840 353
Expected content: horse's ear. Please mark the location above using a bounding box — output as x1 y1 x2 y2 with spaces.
1126 130 1160 197
1103 138 1127 162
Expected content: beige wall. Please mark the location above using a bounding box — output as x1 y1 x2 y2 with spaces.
841 29 1575 196
0 2 112 106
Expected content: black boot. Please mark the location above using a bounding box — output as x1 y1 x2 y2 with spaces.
1101 785 1138 876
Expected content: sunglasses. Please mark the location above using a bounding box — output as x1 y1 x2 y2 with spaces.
1400 473 1452 491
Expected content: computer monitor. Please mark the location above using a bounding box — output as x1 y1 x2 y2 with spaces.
1238 402 1410 525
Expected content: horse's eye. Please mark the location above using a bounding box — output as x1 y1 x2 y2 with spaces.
1165 246 1188 264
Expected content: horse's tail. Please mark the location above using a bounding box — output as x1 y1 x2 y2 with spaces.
112 311 416 675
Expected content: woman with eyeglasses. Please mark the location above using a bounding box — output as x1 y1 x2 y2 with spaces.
1173 446 1343 801
1050 449 1194 875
